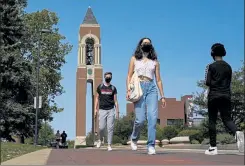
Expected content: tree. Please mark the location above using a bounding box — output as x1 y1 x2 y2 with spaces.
38 122 55 145
21 9 73 121
113 113 134 144
0 5 72 142
0 0 35 142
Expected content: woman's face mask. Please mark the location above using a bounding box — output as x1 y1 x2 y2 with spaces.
141 43 152 53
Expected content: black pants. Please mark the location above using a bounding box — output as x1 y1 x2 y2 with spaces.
208 97 237 147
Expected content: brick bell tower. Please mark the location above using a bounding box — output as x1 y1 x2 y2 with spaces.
75 6 103 148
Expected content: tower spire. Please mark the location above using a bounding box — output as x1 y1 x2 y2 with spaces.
82 6 98 24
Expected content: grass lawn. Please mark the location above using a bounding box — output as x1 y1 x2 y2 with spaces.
1 142 46 162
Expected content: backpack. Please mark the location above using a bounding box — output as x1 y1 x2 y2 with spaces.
99 83 115 93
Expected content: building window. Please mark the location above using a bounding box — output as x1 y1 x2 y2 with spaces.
167 119 183 126
157 119 160 125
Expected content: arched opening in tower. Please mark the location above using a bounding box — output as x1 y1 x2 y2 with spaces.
85 38 95 65
85 79 96 146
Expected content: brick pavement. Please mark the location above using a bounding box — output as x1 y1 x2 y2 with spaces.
47 148 245 165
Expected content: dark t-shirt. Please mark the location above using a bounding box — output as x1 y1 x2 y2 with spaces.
61 133 67 141
97 84 117 110
204 60 232 100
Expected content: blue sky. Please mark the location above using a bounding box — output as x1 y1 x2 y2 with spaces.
25 0 244 139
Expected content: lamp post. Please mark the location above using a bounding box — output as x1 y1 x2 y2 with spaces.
34 28 52 146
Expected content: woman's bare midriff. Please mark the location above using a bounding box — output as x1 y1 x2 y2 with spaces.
138 75 153 82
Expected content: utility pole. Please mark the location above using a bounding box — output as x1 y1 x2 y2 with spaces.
34 29 52 146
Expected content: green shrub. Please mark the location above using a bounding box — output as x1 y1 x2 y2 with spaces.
177 129 204 144
121 138 128 145
201 138 210 145
178 129 199 136
85 132 94 146
67 140 74 148
201 133 236 145
217 133 236 145
156 124 164 141
112 135 122 144
240 122 245 132
191 140 199 144
139 135 147 140
189 130 204 143
162 126 178 140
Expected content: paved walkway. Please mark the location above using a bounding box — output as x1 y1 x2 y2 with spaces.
47 148 244 165
2 147 244 165
1 149 52 165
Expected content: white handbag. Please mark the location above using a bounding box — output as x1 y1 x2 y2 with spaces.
127 72 143 102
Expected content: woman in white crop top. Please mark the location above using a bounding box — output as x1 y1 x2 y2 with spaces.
126 37 166 155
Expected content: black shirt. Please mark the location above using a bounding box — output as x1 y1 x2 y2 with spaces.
97 84 117 110
204 60 232 100
61 133 67 141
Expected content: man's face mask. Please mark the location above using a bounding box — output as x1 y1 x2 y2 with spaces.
105 76 112 83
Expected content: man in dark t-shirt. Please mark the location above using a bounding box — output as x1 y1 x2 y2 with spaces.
61 131 67 145
94 72 119 151
204 43 244 155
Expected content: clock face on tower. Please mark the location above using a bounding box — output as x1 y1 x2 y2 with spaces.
87 68 93 75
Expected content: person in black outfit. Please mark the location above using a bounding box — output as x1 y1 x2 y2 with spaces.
61 131 67 145
94 72 119 151
204 43 244 155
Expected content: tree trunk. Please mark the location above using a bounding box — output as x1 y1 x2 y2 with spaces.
15 135 25 144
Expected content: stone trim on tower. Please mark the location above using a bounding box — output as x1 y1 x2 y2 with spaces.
78 33 100 66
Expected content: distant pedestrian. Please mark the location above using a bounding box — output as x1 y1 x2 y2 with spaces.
204 43 244 155
94 72 119 151
61 131 67 145
55 130 61 143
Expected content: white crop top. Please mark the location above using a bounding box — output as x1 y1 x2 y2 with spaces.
134 59 156 79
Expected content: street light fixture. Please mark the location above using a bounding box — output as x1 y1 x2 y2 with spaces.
34 28 52 146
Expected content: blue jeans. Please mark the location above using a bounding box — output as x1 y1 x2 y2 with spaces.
131 80 158 147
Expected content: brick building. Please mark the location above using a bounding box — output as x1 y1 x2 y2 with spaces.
126 95 193 127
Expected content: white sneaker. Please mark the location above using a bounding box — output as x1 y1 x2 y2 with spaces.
96 140 101 148
107 145 112 151
205 146 218 155
148 146 156 155
235 131 244 153
131 140 137 151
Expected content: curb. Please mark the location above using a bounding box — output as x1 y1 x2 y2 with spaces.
84 147 243 155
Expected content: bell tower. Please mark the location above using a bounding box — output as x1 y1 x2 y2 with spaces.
75 6 103 148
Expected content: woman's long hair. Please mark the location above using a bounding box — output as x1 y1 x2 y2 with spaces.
133 37 157 60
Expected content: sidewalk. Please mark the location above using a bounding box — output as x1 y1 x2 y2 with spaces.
86 146 243 155
85 144 243 155
1 148 52 165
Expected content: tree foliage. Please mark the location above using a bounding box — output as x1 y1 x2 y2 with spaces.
0 2 72 141
113 112 135 144
21 9 73 120
38 122 55 145
0 0 35 140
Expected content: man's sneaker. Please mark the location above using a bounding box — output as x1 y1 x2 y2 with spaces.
131 140 137 151
235 131 244 153
148 146 156 155
205 146 218 155
107 145 112 151
96 140 101 148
